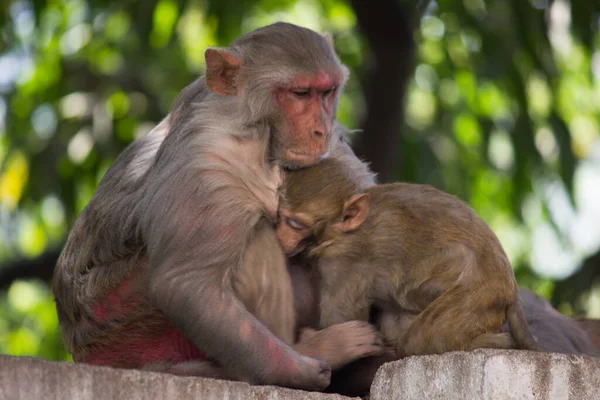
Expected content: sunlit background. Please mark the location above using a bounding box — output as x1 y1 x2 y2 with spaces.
0 0 599 361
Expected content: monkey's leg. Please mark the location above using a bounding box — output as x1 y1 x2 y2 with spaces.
305 266 384 369
287 256 320 330
143 360 231 379
467 332 516 350
288 258 385 371
398 285 508 357
318 260 371 328
378 310 417 352
319 295 370 328
233 220 295 345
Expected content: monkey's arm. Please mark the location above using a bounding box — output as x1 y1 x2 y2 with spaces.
234 220 296 345
318 259 371 328
142 183 328 389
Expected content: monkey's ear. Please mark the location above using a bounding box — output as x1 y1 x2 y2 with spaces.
205 48 242 96
323 33 334 48
337 193 369 232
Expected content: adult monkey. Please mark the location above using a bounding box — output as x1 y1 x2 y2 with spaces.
53 23 382 391
508 289 599 357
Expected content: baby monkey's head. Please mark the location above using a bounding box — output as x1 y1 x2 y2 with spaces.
276 158 370 256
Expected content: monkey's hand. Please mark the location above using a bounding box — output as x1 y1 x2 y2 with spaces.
295 321 384 370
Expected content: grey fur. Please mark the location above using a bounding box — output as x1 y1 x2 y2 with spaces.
53 22 350 390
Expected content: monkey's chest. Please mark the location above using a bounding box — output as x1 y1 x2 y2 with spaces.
250 165 283 221
221 137 283 220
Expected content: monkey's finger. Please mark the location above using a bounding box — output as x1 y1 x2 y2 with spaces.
347 320 383 335
360 344 386 357
364 328 385 347
355 334 384 349
340 320 375 329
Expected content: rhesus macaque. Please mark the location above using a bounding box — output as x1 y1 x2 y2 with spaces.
283 145 597 395
233 202 383 372
282 131 387 371
276 158 538 358
287 133 397 397
52 23 383 391
511 289 599 357
288 131 377 331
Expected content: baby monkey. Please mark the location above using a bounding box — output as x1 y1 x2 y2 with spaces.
277 158 538 357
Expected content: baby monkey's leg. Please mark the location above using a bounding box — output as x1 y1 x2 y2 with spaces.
385 245 514 356
467 332 516 350
378 310 417 356
398 284 510 356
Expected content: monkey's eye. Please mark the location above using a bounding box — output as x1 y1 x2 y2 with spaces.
286 217 308 231
292 89 310 97
323 86 336 97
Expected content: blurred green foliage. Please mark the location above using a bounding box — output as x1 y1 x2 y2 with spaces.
1 280 70 361
0 0 598 360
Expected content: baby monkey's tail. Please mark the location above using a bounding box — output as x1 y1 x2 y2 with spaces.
507 298 538 350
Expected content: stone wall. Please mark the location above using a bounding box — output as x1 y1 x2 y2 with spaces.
0 355 353 400
371 350 600 400
1 350 599 400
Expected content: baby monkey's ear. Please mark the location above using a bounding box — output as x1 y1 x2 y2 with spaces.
335 193 369 232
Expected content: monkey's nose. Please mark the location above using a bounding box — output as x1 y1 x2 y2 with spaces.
313 130 325 137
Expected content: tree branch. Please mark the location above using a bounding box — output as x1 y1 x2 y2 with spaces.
349 0 416 183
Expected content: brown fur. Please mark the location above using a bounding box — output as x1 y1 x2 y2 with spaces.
282 154 597 395
53 22 357 391
235 213 384 370
278 158 538 358
285 138 389 397
289 253 396 397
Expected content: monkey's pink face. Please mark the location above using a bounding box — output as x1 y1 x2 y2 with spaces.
274 71 342 168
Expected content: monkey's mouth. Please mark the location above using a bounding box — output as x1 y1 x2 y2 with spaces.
285 150 327 165
286 238 314 257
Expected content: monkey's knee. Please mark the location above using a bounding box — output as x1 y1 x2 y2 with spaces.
401 328 467 356
399 337 435 357
378 311 415 352
467 332 516 351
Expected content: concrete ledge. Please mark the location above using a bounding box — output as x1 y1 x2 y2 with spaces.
371 349 600 400
0 355 355 400
2 350 599 399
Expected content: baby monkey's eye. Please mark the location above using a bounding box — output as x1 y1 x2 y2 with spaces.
292 88 310 97
286 217 308 231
